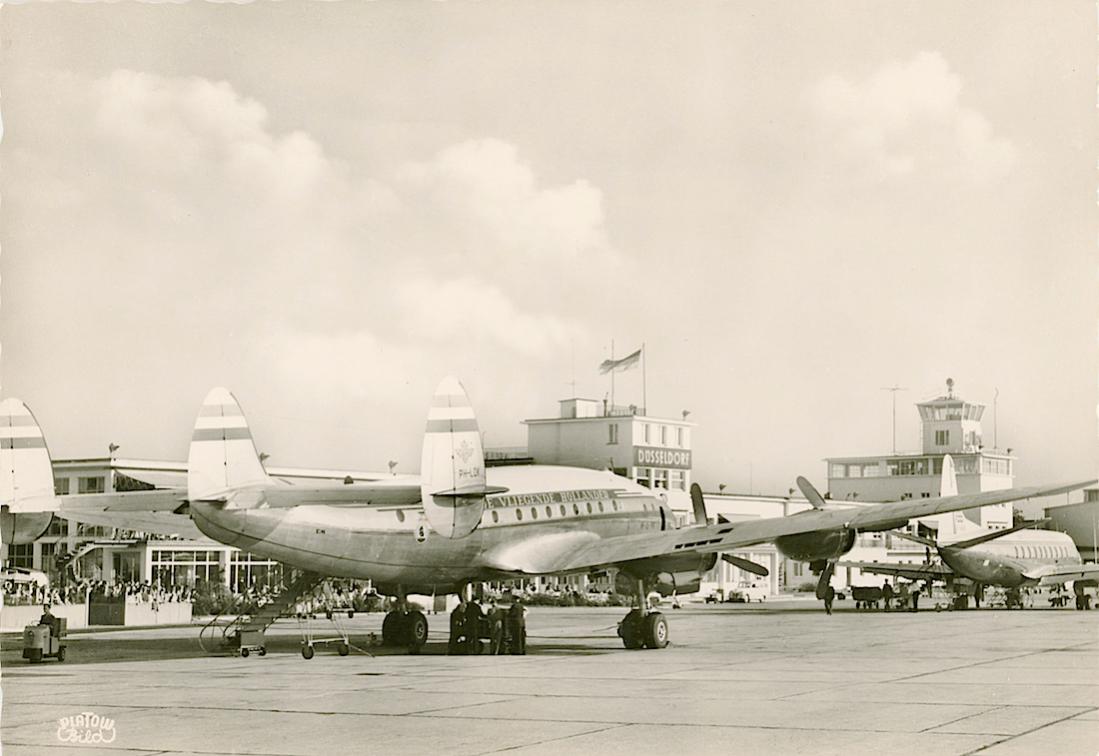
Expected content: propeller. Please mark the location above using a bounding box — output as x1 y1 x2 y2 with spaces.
815 560 836 600
721 553 769 577
689 483 709 525
694 484 769 576
796 476 828 510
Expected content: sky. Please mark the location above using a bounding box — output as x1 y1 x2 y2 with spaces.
1 1 1096 500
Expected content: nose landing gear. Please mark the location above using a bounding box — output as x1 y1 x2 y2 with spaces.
617 578 670 650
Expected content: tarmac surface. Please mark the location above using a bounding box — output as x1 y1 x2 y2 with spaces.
2 600 1097 755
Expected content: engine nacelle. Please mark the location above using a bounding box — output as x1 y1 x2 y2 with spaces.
774 528 856 563
0 511 54 545
616 552 718 596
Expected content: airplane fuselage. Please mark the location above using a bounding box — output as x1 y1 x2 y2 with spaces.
939 529 1083 588
190 465 671 594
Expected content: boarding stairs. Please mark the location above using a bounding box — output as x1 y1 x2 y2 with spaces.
199 572 322 655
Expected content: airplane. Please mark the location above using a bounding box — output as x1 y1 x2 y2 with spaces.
839 455 1099 608
2 386 1094 652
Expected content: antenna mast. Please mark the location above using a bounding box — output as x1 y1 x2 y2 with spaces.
881 385 908 454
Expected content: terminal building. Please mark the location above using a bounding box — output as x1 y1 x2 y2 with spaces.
523 398 694 491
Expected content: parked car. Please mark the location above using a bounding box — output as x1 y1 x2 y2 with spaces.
727 584 767 603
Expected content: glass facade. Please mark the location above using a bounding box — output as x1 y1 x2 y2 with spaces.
150 549 222 588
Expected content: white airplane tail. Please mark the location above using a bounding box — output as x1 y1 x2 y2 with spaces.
939 454 958 497
187 388 269 501
0 398 59 544
420 377 500 539
937 455 979 539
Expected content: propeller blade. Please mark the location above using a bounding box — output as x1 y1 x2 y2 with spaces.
689 483 708 525
796 476 828 510
815 560 836 600
721 553 770 577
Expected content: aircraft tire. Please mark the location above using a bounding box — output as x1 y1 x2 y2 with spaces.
381 611 404 646
302 645 315 660
642 613 669 649
618 609 644 649
338 643 350 656
407 611 429 649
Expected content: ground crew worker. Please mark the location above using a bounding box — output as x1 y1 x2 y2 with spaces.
882 581 894 611
38 604 57 637
824 586 835 615
465 597 484 654
486 599 503 654
507 596 527 655
448 595 467 655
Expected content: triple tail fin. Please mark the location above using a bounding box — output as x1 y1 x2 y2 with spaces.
0 398 59 544
187 388 269 502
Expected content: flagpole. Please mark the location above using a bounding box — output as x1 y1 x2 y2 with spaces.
642 342 647 415
610 338 615 411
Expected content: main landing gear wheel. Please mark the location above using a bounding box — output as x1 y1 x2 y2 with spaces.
642 613 669 649
618 608 645 650
406 611 428 652
338 643 350 656
382 610 429 651
381 611 404 646
301 645 315 660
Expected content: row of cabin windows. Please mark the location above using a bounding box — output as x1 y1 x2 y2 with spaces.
490 499 629 524
388 500 658 525
1014 544 1071 559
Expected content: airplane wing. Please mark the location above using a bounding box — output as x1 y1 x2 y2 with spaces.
837 560 954 581
481 479 1095 574
1022 562 1099 585
58 490 203 539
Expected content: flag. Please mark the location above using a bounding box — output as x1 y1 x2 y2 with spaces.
599 348 642 374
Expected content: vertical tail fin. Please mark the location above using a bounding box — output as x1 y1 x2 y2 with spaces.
939 454 958 497
187 388 269 501
420 377 487 539
0 398 59 544
937 455 980 539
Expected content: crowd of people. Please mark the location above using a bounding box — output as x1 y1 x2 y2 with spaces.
3 579 193 607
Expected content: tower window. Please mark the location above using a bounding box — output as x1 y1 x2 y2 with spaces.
935 430 950 446
608 424 619 445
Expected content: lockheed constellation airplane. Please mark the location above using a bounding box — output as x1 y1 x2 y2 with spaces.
2 383 1093 651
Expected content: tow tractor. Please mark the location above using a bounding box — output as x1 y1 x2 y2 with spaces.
22 618 67 663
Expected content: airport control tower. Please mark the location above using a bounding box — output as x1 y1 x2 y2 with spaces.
825 379 1015 529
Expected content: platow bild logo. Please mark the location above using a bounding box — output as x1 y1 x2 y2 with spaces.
57 711 117 744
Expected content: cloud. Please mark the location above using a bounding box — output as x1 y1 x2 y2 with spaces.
5 67 615 408
395 277 582 358
811 51 1017 181
398 139 614 263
